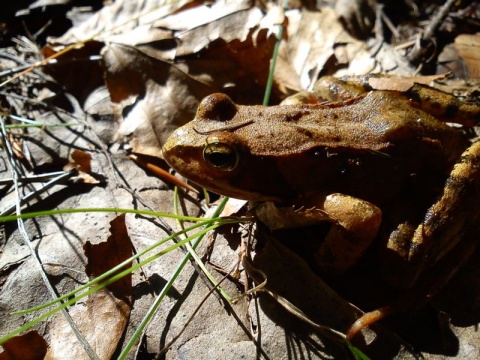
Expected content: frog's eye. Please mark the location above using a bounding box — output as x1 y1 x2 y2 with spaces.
197 93 237 122
203 142 239 172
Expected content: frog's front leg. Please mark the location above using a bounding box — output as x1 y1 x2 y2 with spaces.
382 140 480 288
314 193 382 274
253 193 382 274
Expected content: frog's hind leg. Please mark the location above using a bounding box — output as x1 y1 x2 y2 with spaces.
383 140 480 288
348 140 480 339
407 84 480 127
347 228 477 339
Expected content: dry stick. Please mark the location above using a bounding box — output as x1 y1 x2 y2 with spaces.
128 154 198 193
0 41 88 88
407 0 457 65
422 0 457 43
373 3 384 41
379 6 401 41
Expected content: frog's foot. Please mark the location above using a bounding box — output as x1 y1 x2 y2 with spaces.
312 193 382 274
346 305 392 340
383 140 480 288
348 226 477 339
349 137 480 338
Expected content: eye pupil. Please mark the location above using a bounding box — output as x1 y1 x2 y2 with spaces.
203 143 238 171
207 152 233 167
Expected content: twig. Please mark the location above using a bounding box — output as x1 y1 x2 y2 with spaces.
407 0 457 65
0 171 73 217
0 117 101 360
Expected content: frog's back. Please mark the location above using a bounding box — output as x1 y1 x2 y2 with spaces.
237 91 466 166
231 91 467 203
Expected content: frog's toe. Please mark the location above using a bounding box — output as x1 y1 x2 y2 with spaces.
346 305 392 340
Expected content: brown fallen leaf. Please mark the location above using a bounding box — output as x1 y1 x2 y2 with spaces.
84 214 133 300
48 0 193 45
70 149 92 173
45 215 133 359
219 198 248 217
367 73 450 92
0 331 48 360
276 8 352 93
275 7 414 95
63 150 100 184
103 42 214 158
455 33 480 79
103 5 279 157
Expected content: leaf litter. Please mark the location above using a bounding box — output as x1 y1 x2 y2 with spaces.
0 1 480 359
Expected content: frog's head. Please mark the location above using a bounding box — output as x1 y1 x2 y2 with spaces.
162 93 287 201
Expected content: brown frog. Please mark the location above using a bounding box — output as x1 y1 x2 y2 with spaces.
162 75 480 336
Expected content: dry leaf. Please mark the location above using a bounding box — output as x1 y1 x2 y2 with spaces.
219 198 248 217
276 8 351 92
367 73 449 92
275 8 414 94
45 215 133 359
63 150 100 184
455 33 480 79
41 42 106 104
84 214 133 300
70 150 92 173
0 331 48 360
104 5 279 157
334 0 375 39
104 43 215 157
48 0 194 45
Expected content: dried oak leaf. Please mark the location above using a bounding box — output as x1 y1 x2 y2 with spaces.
276 7 414 94
367 73 449 92
0 331 48 360
83 214 133 301
45 215 133 359
48 0 194 45
63 150 101 184
105 4 279 157
455 33 480 80
103 42 214 158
